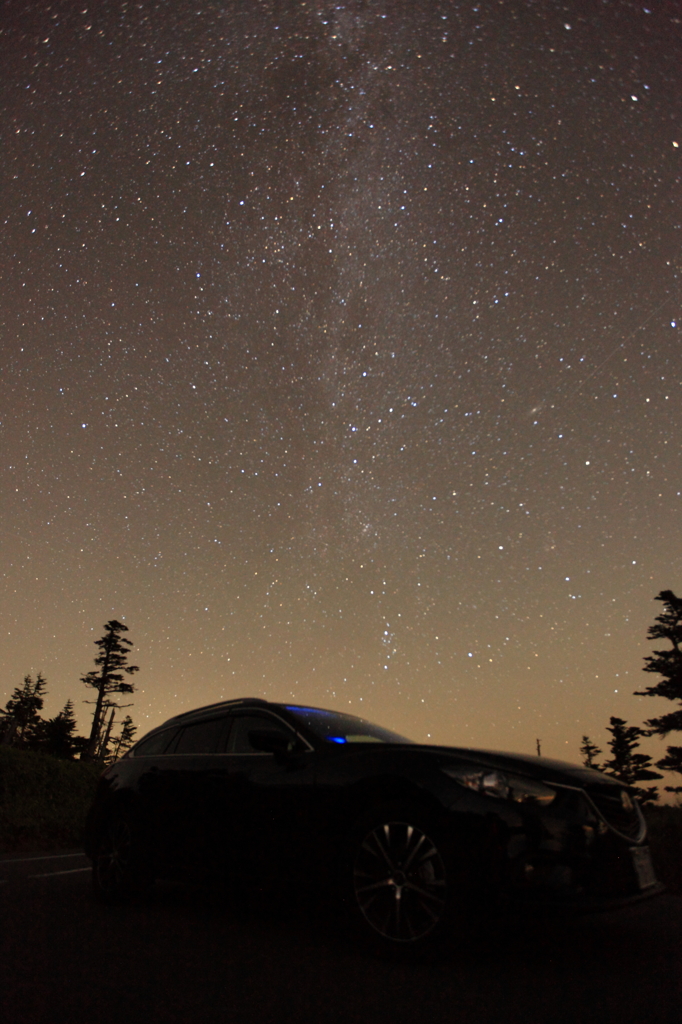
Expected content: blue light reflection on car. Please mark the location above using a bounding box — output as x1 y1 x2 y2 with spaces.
285 705 413 745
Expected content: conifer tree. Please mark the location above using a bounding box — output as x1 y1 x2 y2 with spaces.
0 673 48 747
81 620 139 760
579 735 602 769
109 715 137 761
602 716 661 804
41 700 88 759
635 589 682 783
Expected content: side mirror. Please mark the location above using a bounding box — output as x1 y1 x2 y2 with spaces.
248 729 300 757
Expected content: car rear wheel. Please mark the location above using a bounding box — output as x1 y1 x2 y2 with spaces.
92 808 152 904
344 802 457 953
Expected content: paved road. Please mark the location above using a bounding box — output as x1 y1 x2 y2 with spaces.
1 849 681 1024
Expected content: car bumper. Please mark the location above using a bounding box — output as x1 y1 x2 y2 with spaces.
499 878 666 916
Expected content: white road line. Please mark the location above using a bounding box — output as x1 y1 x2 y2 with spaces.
1 851 86 865
30 867 92 879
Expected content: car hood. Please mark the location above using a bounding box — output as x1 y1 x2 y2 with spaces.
411 743 624 790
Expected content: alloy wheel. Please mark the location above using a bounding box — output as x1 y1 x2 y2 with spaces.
353 820 447 943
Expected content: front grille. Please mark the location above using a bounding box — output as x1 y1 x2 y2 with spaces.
586 788 643 840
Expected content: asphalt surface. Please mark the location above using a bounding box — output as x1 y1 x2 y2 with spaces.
1 849 681 1024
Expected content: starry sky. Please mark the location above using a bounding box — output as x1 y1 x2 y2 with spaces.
1 0 681 771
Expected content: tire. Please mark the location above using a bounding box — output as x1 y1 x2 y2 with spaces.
342 801 459 954
91 807 153 904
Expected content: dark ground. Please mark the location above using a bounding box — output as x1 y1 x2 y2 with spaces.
1 850 681 1024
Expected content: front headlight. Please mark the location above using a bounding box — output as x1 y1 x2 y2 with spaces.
508 776 557 806
442 765 556 807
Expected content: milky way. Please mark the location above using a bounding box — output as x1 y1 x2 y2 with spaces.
1 1 681 772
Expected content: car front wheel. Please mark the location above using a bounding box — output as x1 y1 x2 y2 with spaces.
345 802 456 951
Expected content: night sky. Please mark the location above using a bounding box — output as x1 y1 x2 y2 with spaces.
2 1 681 770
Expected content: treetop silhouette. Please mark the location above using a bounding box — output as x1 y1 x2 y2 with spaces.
82 620 139 760
636 589 682 784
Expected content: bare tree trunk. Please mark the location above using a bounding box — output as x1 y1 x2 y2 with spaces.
97 706 116 760
83 639 114 759
84 682 107 760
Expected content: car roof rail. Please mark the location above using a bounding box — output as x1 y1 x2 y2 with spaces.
163 696 270 724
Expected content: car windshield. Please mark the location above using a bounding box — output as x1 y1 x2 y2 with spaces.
285 706 413 745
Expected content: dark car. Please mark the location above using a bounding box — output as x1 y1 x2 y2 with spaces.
84 697 662 949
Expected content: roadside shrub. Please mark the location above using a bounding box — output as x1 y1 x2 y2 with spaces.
643 804 682 895
0 745 101 851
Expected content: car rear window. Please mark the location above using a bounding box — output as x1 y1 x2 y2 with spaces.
132 727 179 757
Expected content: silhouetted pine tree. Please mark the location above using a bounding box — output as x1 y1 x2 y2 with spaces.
109 715 137 761
579 735 602 769
602 716 661 805
635 589 682 788
0 673 48 748
40 700 88 759
81 620 139 760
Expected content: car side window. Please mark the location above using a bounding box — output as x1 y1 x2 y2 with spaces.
228 714 296 754
173 717 231 755
133 728 179 757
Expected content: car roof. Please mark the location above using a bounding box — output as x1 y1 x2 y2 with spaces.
160 696 274 727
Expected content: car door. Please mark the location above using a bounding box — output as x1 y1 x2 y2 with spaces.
147 715 233 880
225 712 316 888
